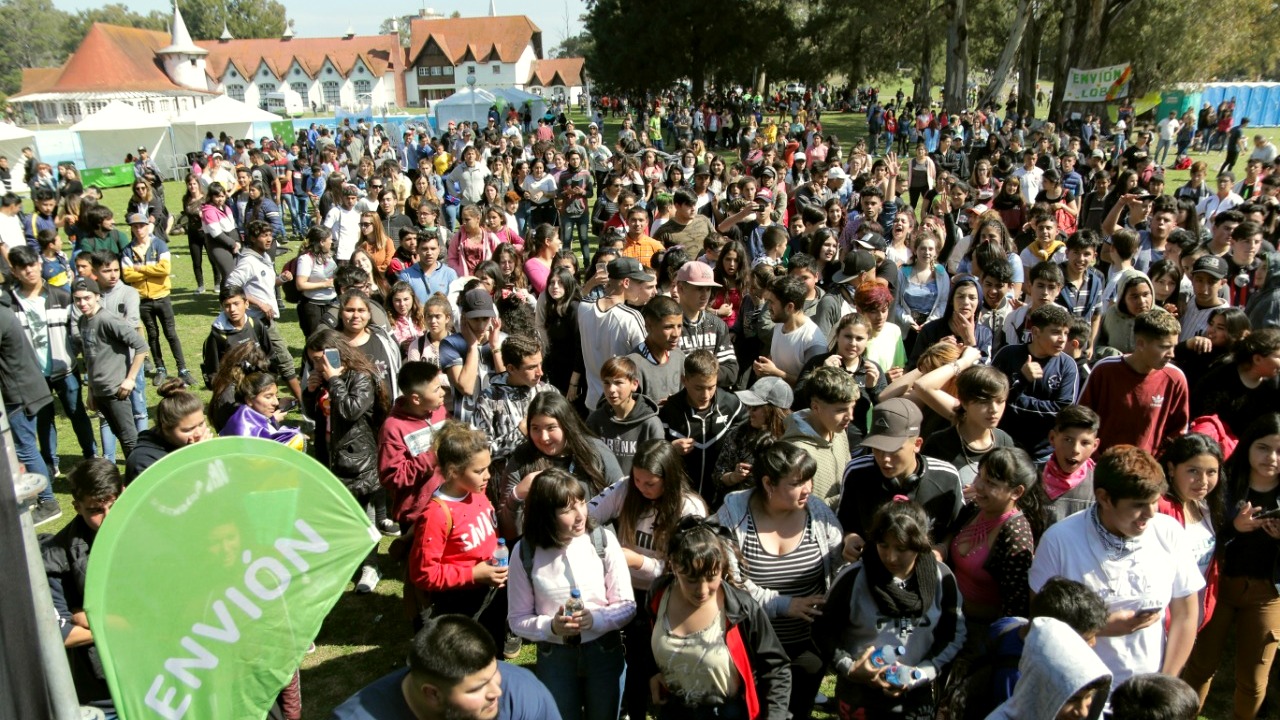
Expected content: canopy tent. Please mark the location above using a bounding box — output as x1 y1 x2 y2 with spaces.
433 88 498 129
70 100 170 174
170 94 281 172
488 87 548 124
1199 82 1280 127
0 123 35 193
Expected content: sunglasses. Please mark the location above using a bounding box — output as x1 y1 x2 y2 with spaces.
359 222 374 228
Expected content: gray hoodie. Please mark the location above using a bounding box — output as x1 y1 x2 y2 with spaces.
585 393 664 475
1247 251 1280 330
1097 269 1153 355
986 617 1111 720
780 409 851 505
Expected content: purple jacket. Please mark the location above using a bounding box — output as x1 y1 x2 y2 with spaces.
222 405 305 450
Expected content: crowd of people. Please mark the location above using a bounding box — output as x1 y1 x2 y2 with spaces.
5 84 1280 720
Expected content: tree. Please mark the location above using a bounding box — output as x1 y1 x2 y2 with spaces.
943 0 969 110
378 15 413 46
553 32 592 59
0 0 71 94
64 4 168 54
977 0 1032 108
178 0 286 40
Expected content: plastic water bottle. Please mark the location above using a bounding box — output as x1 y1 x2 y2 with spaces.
886 664 923 687
870 644 905 669
563 588 584 646
491 538 509 567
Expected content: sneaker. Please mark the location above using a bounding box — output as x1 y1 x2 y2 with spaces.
178 369 197 387
32 498 63 527
378 518 401 537
355 566 380 594
502 633 522 659
152 366 168 387
195 285 205 295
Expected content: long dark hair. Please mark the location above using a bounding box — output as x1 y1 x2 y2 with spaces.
980 447 1049 540
619 439 697 554
1159 432 1226 533
513 393 606 493
304 328 390 416
523 468 592 550
541 266 581 321
1225 413 1280 514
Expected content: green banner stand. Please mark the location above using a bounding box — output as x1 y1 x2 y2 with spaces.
83 437 379 720
81 163 137 189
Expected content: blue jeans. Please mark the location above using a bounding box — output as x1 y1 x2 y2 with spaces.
284 193 305 235
443 202 459 231
7 402 53 502
1155 138 1172 165
560 212 591 265
38 373 98 472
100 367 148 463
535 631 626 720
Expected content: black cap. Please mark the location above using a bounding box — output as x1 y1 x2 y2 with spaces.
1191 255 1228 280
70 277 101 295
834 250 877 284
855 232 887 252
607 257 654 282
459 288 496 319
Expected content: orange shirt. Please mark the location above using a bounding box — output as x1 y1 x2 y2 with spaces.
620 234 664 267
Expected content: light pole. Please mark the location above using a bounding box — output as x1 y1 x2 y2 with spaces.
467 71 477 129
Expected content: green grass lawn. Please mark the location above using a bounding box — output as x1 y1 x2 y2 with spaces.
32 106 1264 718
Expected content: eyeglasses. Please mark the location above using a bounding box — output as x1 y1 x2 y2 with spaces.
359 222 373 228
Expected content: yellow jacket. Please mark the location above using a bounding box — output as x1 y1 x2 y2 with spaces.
121 237 173 299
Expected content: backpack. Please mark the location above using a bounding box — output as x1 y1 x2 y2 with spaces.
519 525 608 579
280 252 303 304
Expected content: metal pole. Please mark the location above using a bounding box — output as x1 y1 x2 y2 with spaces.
0 389 102 720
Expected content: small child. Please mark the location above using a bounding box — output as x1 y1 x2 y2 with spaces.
1100 228 1140 309
38 228 71 287
221 372 305 450
1038 404 1101 524
378 361 447 530
752 225 787 268
697 232 726 267
586 356 664 475
1067 316 1094 383
985 616 1111 720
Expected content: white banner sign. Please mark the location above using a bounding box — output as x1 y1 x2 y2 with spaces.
1063 63 1132 102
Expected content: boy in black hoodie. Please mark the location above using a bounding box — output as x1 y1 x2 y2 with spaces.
586 356 664 475
660 349 745 509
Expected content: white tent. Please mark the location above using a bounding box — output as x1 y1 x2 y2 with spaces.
489 87 547 124
0 124 35 193
170 94 282 173
70 100 170 172
433 88 498 128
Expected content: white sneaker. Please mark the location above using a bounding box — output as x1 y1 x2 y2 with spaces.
355 566 380 594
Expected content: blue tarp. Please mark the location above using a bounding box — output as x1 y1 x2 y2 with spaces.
1200 83 1280 127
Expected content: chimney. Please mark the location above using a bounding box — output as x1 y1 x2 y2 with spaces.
282 19 294 40
343 25 356 40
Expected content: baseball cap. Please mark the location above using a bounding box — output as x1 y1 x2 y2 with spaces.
1090 149 1105 159
860 398 924 452
459 287 496 319
70 277 101 296
833 250 877 284
827 167 849 181
736 376 794 409
607 257 654 282
1149 173 1166 184
855 233 888 252
126 212 150 226
694 163 711 176
1191 255 1228 280
137 145 147 152
342 184 360 197
676 261 722 288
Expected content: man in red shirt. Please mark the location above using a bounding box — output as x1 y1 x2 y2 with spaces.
1079 308 1190 454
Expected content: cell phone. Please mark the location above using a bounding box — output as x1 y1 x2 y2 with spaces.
323 348 341 369
278 397 297 413
1253 506 1280 520
595 262 606 275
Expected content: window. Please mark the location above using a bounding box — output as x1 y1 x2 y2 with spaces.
493 64 501 74
354 80 371 96
322 81 340 105
431 67 441 76
227 85 245 101
229 69 237 78
417 67 429 77
294 68 301 76
61 102 75 116
443 65 454 76
291 82 308 97
260 83 277 95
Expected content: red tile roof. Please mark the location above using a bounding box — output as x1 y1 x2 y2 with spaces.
527 58 584 88
19 67 62 95
196 35 401 82
21 24 199 95
408 15 541 68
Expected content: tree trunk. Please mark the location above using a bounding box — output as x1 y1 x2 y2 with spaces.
944 0 969 110
977 0 1033 108
1017 9 1041 118
917 32 934 106
755 69 768 96
1048 0 1076 119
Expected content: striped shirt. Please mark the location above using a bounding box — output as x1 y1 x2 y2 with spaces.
741 512 824 645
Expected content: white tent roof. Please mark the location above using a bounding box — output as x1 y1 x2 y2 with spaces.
0 123 34 142
70 100 170 132
433 88 499 127
171 94 279 125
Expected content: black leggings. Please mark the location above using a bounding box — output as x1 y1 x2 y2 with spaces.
188 232 210 288
208 233 237 289
298 299 328 341
139 297 186 370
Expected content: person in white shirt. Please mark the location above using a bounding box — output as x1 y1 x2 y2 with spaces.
0 192 24 254
578 258 655 409
1196 172 1245 230
754 275 826 384
225 220 285 321
1028 445 1204 689
321 184 363 261
1155 112 1181 166
1013 149 1045 206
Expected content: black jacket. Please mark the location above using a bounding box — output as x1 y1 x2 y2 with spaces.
124 428 180 485
659 388 745 508
838 453 965 541
648 575 792 720
41 516 113 709
305 368 381 494
0 302 53 415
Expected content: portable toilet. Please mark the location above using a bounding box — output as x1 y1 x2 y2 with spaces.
1157 88 1200 119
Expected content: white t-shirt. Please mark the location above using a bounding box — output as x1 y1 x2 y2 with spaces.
770 319 827 379
1029 511 1205 686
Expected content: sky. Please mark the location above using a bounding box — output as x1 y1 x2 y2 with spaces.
49 0 589 50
